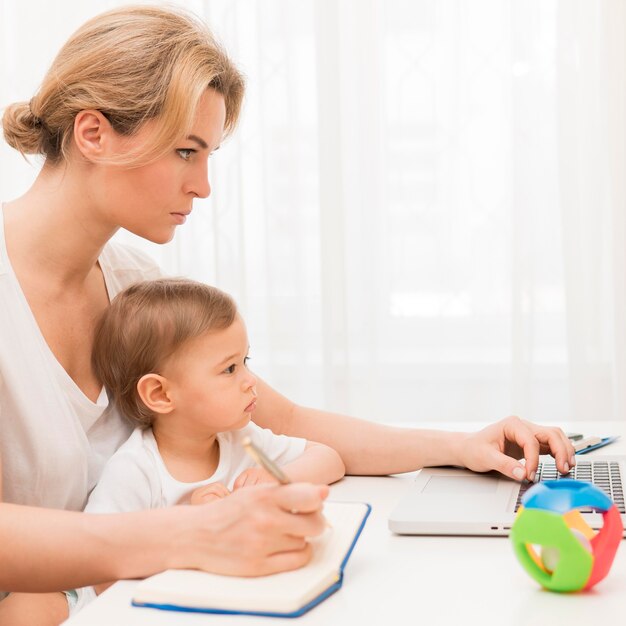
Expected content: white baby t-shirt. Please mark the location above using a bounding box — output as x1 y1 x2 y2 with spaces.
85 422 307 512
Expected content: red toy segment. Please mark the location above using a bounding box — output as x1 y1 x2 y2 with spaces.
585 506 623 590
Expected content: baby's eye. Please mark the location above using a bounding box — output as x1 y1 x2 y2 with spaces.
224 364 236 374
176 148 195 161
244 356 251 367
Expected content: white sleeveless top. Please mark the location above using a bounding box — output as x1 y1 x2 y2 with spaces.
0 207 162 510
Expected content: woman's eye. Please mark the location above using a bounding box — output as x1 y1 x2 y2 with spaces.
177 148 195 161
244 356 250 367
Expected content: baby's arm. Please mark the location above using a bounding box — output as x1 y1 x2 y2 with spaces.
276 441 346 484
235 441 345 488
0 591 68 626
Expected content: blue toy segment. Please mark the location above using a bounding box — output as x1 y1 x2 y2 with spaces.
522 479 613 514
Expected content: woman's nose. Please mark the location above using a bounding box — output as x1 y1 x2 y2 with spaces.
191 174 211 199
185 163 211 199
196 174 211 199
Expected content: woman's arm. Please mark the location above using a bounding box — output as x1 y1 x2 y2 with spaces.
252 383 465 474
0 592 68 626
0 483 328 592
253 379 575 481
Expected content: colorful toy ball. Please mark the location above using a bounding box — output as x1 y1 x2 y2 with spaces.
510 479 623 592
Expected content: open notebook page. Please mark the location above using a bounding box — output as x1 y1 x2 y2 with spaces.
132 501 370 614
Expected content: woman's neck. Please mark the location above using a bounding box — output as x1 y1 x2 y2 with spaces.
3 162 118 288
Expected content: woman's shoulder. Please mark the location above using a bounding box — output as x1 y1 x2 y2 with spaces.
101 240 163 277
100 241 164 296
85 427 159 513
107 426 149 458
99 426 157 476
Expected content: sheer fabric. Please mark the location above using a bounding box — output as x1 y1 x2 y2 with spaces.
1 0 624 424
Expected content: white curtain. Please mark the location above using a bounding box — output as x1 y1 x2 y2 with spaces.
1 0 625 424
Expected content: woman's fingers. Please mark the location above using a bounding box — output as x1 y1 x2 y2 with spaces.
261 543 314 576
274 483 329 514
481 446 528 482
501 418 541 480
529 424 575 474
462 417 575 481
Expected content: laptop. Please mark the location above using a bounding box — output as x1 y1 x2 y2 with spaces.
388 455 626 536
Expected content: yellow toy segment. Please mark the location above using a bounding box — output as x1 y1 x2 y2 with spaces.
562 509 596 541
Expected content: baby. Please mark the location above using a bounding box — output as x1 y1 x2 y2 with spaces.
87 277 345 513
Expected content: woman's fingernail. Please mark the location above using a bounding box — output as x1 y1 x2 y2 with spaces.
529 471 536 482
564 462 569 473
513 467 525 480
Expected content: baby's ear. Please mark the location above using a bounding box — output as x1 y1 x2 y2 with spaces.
137 374 174 414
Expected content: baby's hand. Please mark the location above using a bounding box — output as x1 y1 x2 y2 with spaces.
189 482 231 505
233 467 278 490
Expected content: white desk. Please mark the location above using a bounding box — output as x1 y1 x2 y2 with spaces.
64 422 626 626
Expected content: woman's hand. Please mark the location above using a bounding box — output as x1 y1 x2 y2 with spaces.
189 483 231 505
170 483 329 577
458 416 575 481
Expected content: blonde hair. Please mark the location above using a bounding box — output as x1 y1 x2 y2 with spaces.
2 5 244 166
93 278 237 427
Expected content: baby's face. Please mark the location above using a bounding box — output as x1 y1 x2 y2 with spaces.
160 315 257 434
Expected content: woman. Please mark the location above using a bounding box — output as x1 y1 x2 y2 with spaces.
0 4 574 622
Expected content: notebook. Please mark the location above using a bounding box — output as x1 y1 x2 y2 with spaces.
388 455 626 536
132 501 371 618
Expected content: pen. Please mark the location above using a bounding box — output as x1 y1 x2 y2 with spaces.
242 436 291 484
242 436 332 529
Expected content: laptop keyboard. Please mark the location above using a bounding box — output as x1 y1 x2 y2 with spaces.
514 460 625 514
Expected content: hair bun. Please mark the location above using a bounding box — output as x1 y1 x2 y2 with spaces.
2 101 44 155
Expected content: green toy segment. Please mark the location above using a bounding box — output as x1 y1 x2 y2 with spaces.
510 508 593 592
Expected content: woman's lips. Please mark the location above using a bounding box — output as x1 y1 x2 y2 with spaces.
245 399 257 412
171 213 187 225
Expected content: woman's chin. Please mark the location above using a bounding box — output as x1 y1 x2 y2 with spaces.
124 226 176 245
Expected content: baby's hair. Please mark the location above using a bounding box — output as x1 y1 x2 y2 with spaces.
2 5 244 166
93 277 237 427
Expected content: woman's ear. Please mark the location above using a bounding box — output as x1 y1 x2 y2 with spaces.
72 110 113 162
137 373 175 415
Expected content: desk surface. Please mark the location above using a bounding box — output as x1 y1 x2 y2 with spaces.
64 422 626 626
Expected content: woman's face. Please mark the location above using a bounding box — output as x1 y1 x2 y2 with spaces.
99 88 226 244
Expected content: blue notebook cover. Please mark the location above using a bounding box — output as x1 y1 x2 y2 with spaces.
132 502 371 618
